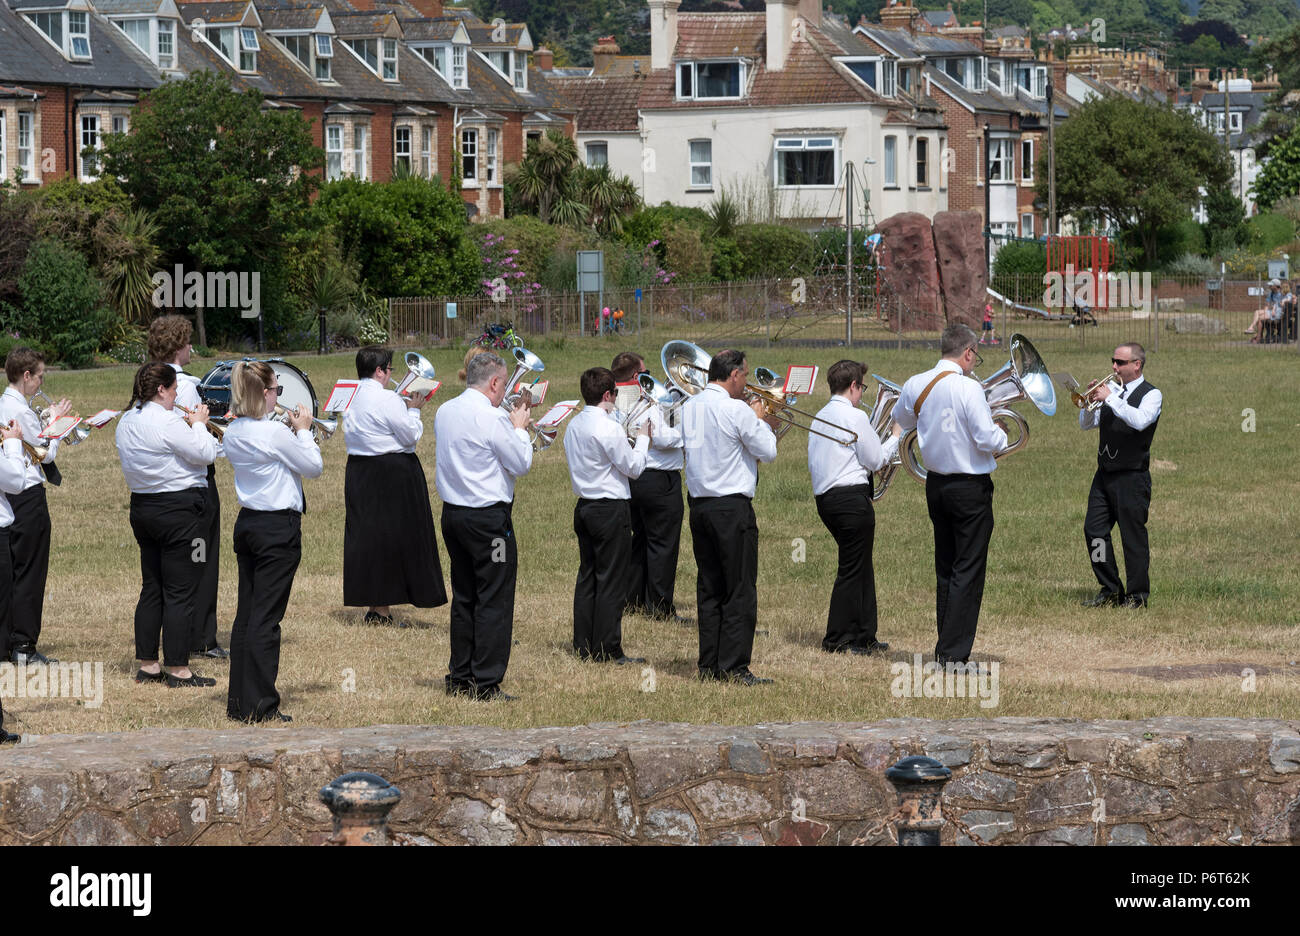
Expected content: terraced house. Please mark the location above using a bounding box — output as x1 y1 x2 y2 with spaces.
0 0 575 219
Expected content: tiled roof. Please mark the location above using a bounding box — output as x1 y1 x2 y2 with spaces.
175 1 251 24
0 3 163 88
258 4 325 30
92 0 170 13
0 83 43 98
673 12 763 58
328 10 395 34
464 23 525 47
398 19 459 41
558 74 643 132
592 55 649 77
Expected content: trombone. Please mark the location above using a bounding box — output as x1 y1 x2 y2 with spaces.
743 366 857 447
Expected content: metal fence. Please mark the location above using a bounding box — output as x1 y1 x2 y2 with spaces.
386 272 1300 354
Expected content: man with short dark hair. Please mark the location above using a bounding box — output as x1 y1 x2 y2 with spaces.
563 367 651 662
894 325 1007 664
1080 343 1162 609
682 349 780 685
435 351 533 700
808 360 900 656
0 347 71 665
611 351 686 622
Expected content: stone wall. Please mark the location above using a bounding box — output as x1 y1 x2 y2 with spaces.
1 718 1296 845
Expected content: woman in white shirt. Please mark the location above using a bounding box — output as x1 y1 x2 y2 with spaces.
115 363 219 688
0 419 30 742
220 362 323 723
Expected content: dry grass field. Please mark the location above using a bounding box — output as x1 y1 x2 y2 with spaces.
4 334 1297 735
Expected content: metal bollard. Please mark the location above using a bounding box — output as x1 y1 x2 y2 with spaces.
884 756 953 846
319 772 402 846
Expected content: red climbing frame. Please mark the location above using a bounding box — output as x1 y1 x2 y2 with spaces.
1046 235 1114 311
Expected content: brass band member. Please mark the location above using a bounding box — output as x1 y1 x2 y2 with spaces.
612 351 687 623
342 346 447 625
1080 344 1162 609
0 420 29 742
681 349 779 685
893 324 1007 665
808 360 900 656
115 363 219 687
221 362 323 723
562 367 651 663
148 315 227 660
0 347 70 666
434 351 532 700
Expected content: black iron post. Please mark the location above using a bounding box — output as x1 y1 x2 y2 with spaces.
319 772 402 846
885 756 953 846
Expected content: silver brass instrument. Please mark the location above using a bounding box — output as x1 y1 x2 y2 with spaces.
869 333 1056 497
864 375 904 501
30 388 91 446
1069 373 1121 412
273 403 338 442
499 346 545 412
621 372 684 442
530 425 559 451
661 340 713 399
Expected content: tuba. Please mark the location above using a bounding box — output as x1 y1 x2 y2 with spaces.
499 346 545 413
660 340 712 399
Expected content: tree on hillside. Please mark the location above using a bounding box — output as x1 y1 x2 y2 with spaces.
1250 122 1300 209
101 71 321 344
1040 95 1231 265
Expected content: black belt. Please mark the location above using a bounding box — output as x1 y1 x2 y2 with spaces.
444 501 511 512
242 507 300 517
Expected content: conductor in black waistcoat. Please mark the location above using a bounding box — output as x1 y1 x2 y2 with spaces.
1080 343 1163 610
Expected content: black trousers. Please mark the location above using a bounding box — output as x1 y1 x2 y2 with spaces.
442 502 516 692
227 509 301 721
925 473 995 663
689 494 759 677
626 469 684 617
129 488 207 668
1085 469 1151 600
573 498 632 660
814 483 880 651
8 485 50 652
192 467 221 652
0 527 11 727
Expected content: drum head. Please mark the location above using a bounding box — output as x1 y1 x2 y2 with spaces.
198 362 235 417
198 359 317 418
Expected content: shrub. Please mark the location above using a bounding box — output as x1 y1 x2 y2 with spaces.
734 224 815 278
619 203 710 250
1162 252 1216 277
1155 218 1205 263
992 240 1047 277
663 220 712 283
710 237 744 281
1 239 114 368
1244 212 1294 252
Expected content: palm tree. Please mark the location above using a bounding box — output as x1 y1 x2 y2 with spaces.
99 208 160 323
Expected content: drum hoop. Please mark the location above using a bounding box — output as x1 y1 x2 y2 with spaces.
198 358 318 418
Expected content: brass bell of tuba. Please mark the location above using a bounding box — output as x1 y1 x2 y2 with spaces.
499 346 545 413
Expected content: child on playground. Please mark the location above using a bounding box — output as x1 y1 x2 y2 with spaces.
980 304 999 344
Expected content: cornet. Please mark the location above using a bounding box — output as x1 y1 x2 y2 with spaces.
29 388 90 446
273 404 337 442
176 404 226 441
1070 374 1121 412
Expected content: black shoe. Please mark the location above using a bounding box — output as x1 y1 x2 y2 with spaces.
194 646 230 660
11 648 56 665
363 611 395 626
613 655 647 665
670 613 693 625
445 677 474 698
1122 594 1148 609
165 672 217 688
260 710 293 723
697 667 722 682
0 729 20 745
828 640 890 656
135 669 166 684
725 668 773 686
1081 590 1123 608
474 686 517 702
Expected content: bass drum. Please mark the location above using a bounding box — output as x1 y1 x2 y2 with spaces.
198 359 318 418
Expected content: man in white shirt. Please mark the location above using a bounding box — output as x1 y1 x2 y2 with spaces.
1080 343 1163 609
0 420 30 742
434 351 533 701
563 366 651 663
148 315 227 660
611 351 687 623
342 346 446 625
0 347 70 665
894 324 1008 665
682 349 780 685
808 360 901 656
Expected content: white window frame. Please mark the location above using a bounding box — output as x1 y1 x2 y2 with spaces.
394 126 411 171
688 139 712 189
881 59 896 97
1021 138 1034 182
157 19 175 68
421 126 433 177
915 136 929 188
0 113 5 181
452 45 467 88
1229 111 1242 133
676 60 745 101
938 136 947 190
382 37 397 81
325 124 343 181
840 56 881 93
988 137 1013 183
1020 213 1035 238
774 136 838 189
513 52 527 90
352 124 368 180
316 33 332 58
239 27 258 72
585 141 608 168
112 114 128 136
18 111 35 182
883 135 897 187
343 38 379 74
987 59 1002 93
68 11 90 59
206 26 236 64
486 128 498 184
973 57 986 92
461 129 478 186
80 114 100 182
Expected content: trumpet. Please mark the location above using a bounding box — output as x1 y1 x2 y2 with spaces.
176 404 226 441
1070 374 1121 412
499 346 545 413
273 404 337 442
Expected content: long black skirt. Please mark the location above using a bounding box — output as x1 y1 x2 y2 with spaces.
343 452 448 608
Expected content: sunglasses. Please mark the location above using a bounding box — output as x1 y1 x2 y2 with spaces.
267 385 284 396
1111 358 1135 366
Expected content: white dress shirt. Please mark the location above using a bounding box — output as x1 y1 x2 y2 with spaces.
0 438 28 527
894 359 1007 476
344 378 423 456
628 401 684 471
171 363 202 410
563 405 650 499
1079 376 1162 432
434 387 533 507
0 385 58 490
808 395 901 496
115 401 217 494
682 384 778 498
221 415 323 512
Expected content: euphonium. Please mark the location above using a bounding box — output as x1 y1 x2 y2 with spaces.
499 346 545 412
864 375 904 501
621 372 682 442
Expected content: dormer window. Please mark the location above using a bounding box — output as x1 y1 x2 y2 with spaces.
513 53 527 90
68 12 90 58
841 57 895 97
1016 65 1047 98
116 17 179 69
452 45 467 88
240 28 258 71
483 49 528 90
383 38 397 80
676 61 744 100
343 38 398 81
28 10 92 61
277 32 333 81
315 33 332 79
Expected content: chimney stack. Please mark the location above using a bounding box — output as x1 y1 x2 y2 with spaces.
766 0 799 71
648 0 681 70
593 35 621 73
535 46 553 71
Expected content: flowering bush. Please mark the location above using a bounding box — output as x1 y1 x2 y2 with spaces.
480 231 541 318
